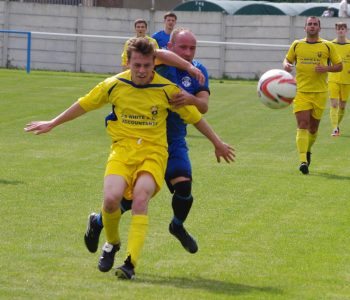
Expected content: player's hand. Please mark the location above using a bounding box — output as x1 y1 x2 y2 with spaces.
215 142 235 163
315 64 328 73
169 90 194 108
284 63 294 73
187 65 205 85
24 121 54 135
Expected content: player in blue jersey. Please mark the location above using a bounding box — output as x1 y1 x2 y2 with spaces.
156 28 210 253
85 28 212 255
152 12 177 49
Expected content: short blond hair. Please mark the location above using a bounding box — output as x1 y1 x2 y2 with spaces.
126 37 155 62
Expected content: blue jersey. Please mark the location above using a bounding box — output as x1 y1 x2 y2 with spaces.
152 30 170 49
156 60 210 143
157 60 210 185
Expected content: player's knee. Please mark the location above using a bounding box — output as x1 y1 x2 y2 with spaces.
103 191 123 213
132 189 153 214
131 198 148 214
298 121 309 129
103 199 118 213
173 180 192 198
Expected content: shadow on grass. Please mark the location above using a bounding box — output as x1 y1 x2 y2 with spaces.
312 172 350 180
135 273 283 296
0 179 24 185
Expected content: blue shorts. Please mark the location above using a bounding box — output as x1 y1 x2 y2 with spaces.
165 139 192 192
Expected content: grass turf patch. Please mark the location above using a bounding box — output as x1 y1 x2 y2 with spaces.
1 69 350 299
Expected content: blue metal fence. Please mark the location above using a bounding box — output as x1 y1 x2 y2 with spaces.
0 29 31 73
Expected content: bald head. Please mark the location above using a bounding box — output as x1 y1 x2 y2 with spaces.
170 28 196 44
168 28 197 62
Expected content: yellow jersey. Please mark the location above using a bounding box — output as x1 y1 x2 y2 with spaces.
328 39 350 84
121 36 159 67
285 38 342 92
78 70 202 148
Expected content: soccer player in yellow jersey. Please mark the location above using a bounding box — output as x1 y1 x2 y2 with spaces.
328 22 350 136
283 16 342 175
121 19 159 70
24 38 235 280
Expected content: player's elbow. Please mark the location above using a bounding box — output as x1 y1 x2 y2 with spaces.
198 105 208 114
332 63 343 73
195 96 209 114
337 63 343 72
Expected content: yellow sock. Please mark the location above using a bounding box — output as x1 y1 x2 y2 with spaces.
296 129 308 162
102 208 121 245
338 108 345 125
308 132 318 152
126 215 149 267
330 106 338 129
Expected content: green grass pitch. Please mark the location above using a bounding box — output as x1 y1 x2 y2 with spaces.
1 69 350 299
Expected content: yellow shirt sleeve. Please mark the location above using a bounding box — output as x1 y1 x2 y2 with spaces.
327 40 342 65
147 36 159 49
171 105 202 125
78 77 117 111
121 40 130 67
285 40 298 63
161 82 202 124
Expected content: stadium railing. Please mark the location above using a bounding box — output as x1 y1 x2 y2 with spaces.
5 0 94 6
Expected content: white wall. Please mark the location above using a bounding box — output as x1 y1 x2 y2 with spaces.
0 1 344 78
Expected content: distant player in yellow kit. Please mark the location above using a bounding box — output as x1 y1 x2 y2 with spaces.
121 19 159 70
329 22 350 136
283 16 342 175
24 38 235 280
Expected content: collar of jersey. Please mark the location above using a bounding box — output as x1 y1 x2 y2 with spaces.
117 77 170 88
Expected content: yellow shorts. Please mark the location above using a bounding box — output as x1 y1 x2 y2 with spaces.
293 91 328 120
105 138 168 200
328 82 350 101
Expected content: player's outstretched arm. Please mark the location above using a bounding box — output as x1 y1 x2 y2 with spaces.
24 102 87 135
155 49 205 85
193 118 235 163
